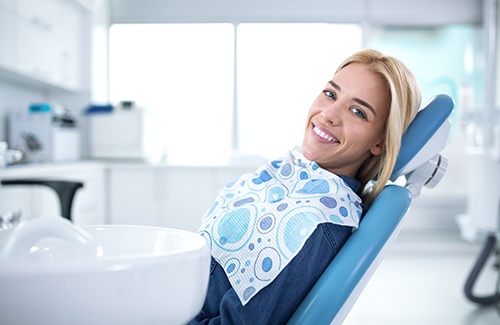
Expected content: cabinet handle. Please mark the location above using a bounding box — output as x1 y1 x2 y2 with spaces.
30 16 52 32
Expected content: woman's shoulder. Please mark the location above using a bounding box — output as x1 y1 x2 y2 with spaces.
316 222 354 254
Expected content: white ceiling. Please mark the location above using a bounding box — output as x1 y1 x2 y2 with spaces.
109 0 483 25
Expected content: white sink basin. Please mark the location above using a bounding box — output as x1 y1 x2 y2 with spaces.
0 217 210 325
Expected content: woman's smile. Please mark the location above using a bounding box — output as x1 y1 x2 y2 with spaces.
312 124 339 143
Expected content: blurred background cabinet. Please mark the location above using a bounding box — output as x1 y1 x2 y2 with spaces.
0 0 15 68
108 165 255 232
0 0 86 91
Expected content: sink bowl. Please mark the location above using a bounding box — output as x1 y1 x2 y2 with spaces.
0 217 210 325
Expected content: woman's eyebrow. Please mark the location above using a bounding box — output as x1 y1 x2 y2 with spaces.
328 80 377 117
354 98 377 117
328 80 341 91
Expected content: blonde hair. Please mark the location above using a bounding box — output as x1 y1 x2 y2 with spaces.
336 49 421 205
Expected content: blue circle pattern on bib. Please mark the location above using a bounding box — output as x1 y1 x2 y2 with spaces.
199 148 362 305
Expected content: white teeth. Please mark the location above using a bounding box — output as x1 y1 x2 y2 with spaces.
314 126 337 142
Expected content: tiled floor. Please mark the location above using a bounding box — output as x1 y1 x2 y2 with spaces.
343 230 500 325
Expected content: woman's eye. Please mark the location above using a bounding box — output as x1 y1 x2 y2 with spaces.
351 107 367 119
322 90 336 100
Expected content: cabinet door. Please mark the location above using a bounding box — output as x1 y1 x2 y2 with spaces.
59 0 83 90
64 167 106 225
0 185 33 223
161 169 213 232
107 167 256 232
17 0 63 35
0 8 15 68
109 168 164 226
15 16 62 84
109 167 215 232
12 0 85 89
0 0 15 10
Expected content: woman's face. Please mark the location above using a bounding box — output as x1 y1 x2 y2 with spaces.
302 63 390 177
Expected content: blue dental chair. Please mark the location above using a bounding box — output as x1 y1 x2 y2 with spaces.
288 94 454 325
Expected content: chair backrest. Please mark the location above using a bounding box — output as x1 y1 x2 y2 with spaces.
287 94 454 325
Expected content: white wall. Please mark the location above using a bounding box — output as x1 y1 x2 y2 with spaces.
0 80 47 141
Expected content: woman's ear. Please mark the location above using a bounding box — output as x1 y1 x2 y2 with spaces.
370 139 385 156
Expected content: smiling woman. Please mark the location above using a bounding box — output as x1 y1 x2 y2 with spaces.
188 49 421 324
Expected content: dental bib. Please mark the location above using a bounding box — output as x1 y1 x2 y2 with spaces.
198 147 362 305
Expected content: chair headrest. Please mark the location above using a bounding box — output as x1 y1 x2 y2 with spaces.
390 94 454 182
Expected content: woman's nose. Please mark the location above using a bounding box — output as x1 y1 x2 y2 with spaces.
321 102 342 126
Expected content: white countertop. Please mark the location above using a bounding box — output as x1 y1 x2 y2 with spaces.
0 161 107 178
0 159 261 178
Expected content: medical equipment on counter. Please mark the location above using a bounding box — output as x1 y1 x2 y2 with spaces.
8 105 80 163
288 94 454 325
86 101 150 160
0 142 23 167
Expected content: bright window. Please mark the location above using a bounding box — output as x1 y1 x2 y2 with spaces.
236 23 362 158
109 24 234 165
109 23 362 164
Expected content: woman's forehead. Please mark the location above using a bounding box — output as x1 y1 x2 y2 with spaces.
332 63 390 115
